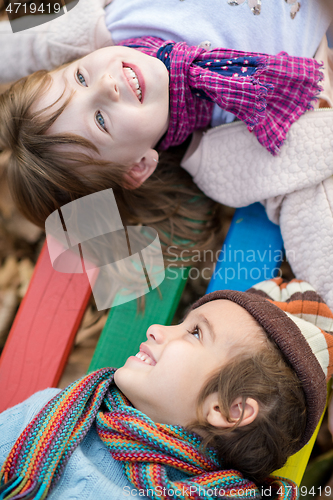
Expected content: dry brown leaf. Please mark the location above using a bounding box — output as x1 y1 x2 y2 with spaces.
17 258 35 298
79 306 97 329
0 256 19 289
75 313 107 346
0 288 19 347
0 176 42 244
58 343 98 388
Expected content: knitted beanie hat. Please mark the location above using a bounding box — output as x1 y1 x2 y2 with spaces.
190 278 333 449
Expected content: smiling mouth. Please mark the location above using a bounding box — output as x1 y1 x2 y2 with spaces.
135 350 156 366
123 66 142 102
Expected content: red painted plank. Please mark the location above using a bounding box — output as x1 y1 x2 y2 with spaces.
0 242 91 411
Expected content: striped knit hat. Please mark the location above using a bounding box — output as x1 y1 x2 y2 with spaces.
190 278 333 450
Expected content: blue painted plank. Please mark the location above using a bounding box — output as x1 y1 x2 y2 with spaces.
207 203 284 293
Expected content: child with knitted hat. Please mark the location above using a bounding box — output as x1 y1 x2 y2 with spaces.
0 278 332 500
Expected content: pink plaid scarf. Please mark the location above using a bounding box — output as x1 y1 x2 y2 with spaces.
120 37 323 155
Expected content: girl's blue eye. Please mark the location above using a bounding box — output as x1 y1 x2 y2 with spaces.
96 111 106 131
76 71 87 87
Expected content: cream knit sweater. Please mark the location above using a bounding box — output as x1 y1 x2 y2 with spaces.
181 37 333 312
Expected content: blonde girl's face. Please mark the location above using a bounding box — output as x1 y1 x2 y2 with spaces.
115 300 264 427
35 46 170 185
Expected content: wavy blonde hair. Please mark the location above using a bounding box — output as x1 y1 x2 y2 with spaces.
0 70 226 261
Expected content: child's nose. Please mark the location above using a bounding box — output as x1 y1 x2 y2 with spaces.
146 324 170 344
146 324 180 344
99 74 119 102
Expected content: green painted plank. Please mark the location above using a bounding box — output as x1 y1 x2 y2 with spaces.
88 266 189 370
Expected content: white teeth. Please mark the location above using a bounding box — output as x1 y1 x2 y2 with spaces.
124 66 142 101
135 351 154 365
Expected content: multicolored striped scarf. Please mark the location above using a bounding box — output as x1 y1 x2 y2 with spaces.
120 36 323 155
0 368 298 500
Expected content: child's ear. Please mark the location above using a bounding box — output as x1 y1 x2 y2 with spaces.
204 393 259 429
123 149 159 189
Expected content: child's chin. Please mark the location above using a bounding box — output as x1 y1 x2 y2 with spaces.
114 366 140 405
114 363 133 386
113 366 123 385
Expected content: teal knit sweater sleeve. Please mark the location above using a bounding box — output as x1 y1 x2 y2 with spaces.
0 389 148 500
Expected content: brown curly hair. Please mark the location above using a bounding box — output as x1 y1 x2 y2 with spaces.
191 341 306 484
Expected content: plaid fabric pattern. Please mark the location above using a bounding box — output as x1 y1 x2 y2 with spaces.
120 37 323 155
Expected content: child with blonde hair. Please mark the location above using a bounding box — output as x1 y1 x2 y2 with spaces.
0 31 323 220
1 277 332 500
1 1 333 306
0 1 326 271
